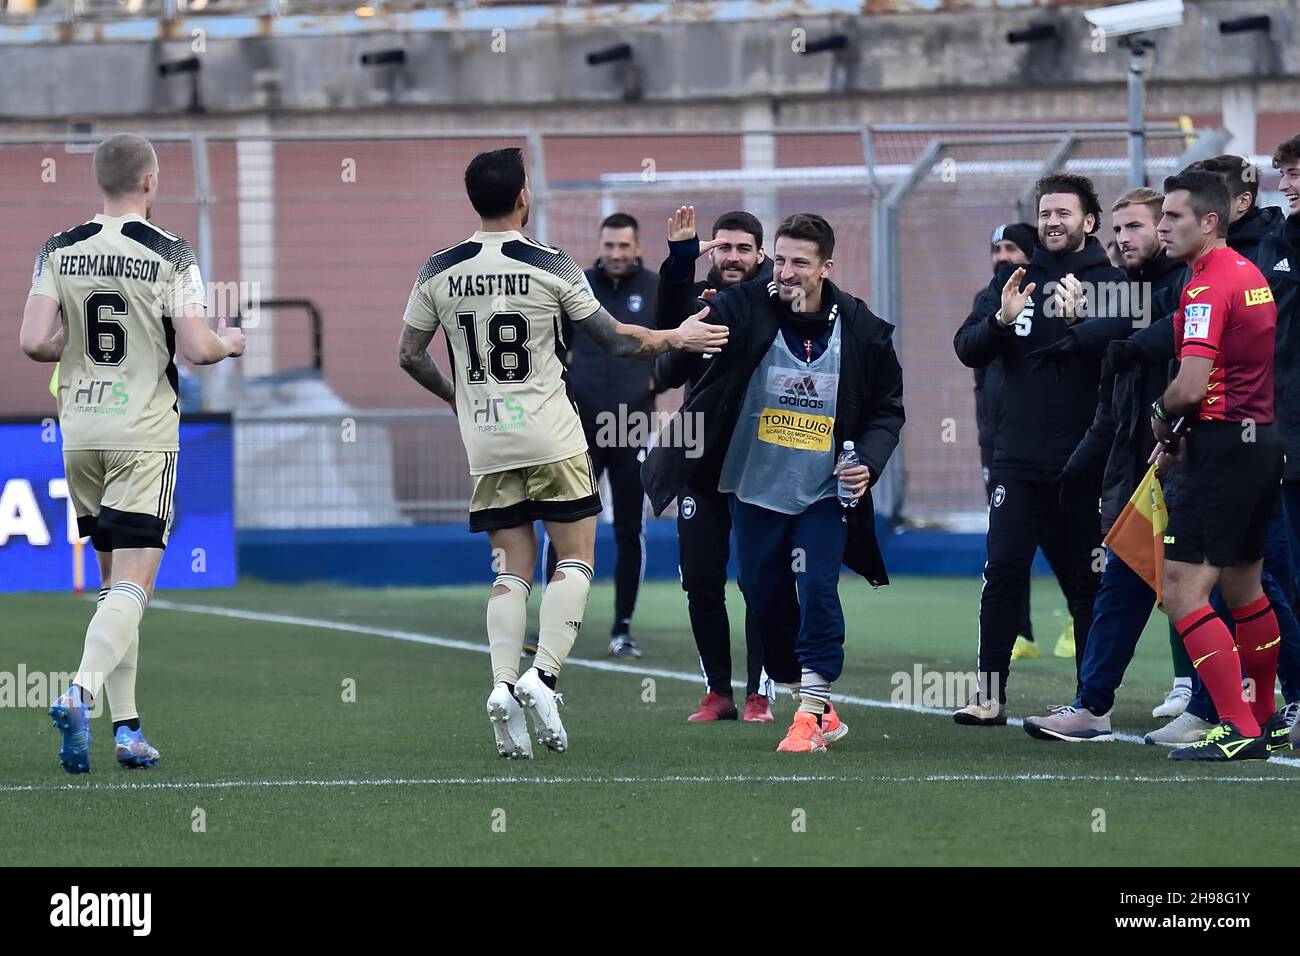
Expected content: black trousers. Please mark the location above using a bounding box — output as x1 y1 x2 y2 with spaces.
983 468 1034 642
677 482 765 697
980 475 1101 701
545 441 645 631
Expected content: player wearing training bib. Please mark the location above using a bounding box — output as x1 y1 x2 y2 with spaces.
20 134 246 775
1150 169 1290 762
643 213 905 754
396 147 725 759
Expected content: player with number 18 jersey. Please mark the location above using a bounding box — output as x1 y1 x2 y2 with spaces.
402 229 604 531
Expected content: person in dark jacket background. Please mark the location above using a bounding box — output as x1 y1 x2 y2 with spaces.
643 213 904 753
1265 137 1300 603
554 212 660 659
653 206 777 723
952 173 1128 725
1263 138 1300 747
973 223 1039 660
1022 186 1190 743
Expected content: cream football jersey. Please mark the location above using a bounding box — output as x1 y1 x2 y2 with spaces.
29 213 206 452
402 230 603 475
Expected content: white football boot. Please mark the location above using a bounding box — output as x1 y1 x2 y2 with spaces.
486 683 533 760
1144 711 1216 746
514 668 568 753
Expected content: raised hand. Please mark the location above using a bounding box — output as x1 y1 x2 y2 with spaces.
668 205 698 243
999 267 1036 326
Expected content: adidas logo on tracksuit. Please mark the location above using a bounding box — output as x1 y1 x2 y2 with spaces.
1277 258 1292 273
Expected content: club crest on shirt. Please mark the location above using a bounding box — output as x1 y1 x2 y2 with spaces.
680 496 696 519
992 484 1006 508
628 294 644 313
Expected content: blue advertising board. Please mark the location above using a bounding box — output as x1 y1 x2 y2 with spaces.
0 415 236 592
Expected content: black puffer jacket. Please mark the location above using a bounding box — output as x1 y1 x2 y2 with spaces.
954 236 1129 482
1228 204 1286 265
1063 252 1188 532
565 259 660 433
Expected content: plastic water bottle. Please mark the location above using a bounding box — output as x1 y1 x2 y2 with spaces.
837 441 860 508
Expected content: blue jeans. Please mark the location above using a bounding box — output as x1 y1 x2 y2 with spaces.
729 495 849 684
1076 549 1156 715
1186 515 1300 721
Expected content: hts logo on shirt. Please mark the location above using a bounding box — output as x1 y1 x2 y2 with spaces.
71 379 129 413
49 886 151 936
471 396 526 432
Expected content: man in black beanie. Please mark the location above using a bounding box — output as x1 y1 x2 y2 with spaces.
974 224 1038 660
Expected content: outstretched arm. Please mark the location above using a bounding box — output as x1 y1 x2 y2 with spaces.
398 323 456 407
19 293 63 363
581 304 727 357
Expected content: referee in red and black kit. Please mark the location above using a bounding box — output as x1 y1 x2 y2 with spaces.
1151 169 1291 761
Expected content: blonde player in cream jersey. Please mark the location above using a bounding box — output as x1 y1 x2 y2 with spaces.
399 147 726 757
20 134 246 774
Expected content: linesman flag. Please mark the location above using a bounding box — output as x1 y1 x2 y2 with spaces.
1102 463 1167 603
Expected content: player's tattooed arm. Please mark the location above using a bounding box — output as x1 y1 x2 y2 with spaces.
582 304 728 357
398 324 456 406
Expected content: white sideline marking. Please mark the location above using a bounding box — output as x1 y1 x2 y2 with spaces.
147 598 1300 771
3 773 1298 795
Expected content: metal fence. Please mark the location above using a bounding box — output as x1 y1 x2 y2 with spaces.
0 123 1238 529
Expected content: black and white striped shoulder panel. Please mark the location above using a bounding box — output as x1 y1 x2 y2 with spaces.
416 241 482 285
35 221 103 276
500 240 585 285
121 220 196 269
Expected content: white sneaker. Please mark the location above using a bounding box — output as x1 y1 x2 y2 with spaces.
514 668 568 753
1144 710 1215 746
1023 704 1113 742
1286 701 1300 746
486 683 533 760
1152 684 1192 719
952 695 1007 726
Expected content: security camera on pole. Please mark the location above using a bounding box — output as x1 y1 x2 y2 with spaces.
1084 0 1185 188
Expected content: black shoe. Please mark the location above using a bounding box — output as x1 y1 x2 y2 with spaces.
1168 721 1269 762
1263 703 1299 753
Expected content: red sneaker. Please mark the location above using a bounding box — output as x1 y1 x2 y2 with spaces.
821 702 849 744
687 691 738 722
742 693 773 723
776 711 827 752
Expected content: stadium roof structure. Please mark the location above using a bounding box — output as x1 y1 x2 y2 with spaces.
0 0 1147 40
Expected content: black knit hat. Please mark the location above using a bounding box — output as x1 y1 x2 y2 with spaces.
990 222 1036 260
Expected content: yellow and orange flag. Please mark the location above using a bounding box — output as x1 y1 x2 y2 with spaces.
1103 462 1167 603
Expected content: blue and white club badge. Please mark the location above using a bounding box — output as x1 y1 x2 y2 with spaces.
628 293 644 313
680 496 696 519
992 485 1006 508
